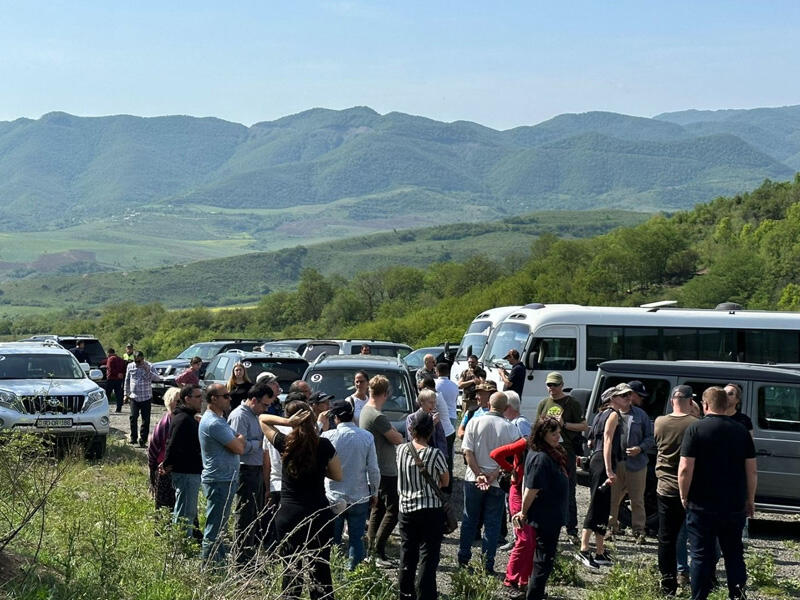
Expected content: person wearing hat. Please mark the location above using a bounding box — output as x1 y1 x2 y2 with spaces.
576 386 627 569
322 398 380 571
499 349 526 397
628 380 648 408
536 371 587 544
308 391 335 433
608 381 655 544
123 343 135 362
654 385 698 595
457 379 496 439
256 371 283 416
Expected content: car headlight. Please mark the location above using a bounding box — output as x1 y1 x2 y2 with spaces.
0 389 24 413
84 389 107 411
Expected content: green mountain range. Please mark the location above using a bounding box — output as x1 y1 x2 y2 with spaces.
1 106 797 235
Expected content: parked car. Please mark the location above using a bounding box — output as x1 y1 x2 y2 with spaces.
202 350 309 399
258 339 312 355
19 334 107 380
581 359 800 515
303 354 417 433
151 339 267 402
302 339 412 362
0 340 109 458
404 343 459 380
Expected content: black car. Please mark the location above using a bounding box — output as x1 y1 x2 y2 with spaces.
18 334 108 382
404 343 459 379
151 339 266 401
303 354 417 433
202 350 309 398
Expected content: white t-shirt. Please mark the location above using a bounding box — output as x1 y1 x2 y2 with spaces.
435 391 455 437
263 424 291 492
436 377 459 421
461 412 520 486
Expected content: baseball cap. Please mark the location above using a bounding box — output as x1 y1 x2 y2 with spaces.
256 371 278 384
671 385 694 400
600 387 617 404
308 391 334 405
475 380 498 392
545 372 563 385
611 383 633 396
329 399 354 419
628 380 649 398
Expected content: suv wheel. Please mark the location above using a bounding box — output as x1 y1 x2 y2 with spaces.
85 434 107 460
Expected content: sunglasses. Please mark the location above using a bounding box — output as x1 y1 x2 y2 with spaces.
546 382 562 388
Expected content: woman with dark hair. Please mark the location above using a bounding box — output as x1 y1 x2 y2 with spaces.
511 416 569 600
226 362 251 411
259 400 343 600
347 370 370 425
396 410 449 600
490 431 532 592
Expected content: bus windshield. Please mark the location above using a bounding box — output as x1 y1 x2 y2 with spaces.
484 322 530 365
456 334 490 360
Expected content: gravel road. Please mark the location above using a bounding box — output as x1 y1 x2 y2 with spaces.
109 404 800 599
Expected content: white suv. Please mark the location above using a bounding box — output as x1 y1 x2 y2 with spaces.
0 341 110 458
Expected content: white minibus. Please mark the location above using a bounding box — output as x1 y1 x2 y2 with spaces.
479 302 800 421
450 306 522 386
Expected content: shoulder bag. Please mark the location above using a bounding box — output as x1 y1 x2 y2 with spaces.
406 443 459 534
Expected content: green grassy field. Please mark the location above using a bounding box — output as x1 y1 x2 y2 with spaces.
0 209 651 316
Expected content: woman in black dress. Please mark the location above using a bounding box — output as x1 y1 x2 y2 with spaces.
226 361 252 411
260 400 342 600
511 416 569 600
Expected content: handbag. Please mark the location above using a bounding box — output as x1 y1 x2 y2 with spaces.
407 443 459 534
497 469 512 494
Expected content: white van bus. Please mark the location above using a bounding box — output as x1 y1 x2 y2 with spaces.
479 302 800 421
450 306 522 387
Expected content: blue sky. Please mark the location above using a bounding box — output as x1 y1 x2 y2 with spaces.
1 1 798 130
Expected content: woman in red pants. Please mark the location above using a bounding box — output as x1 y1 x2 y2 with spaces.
490 432 533 593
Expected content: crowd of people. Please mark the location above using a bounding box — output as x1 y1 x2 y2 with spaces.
117 343 756 600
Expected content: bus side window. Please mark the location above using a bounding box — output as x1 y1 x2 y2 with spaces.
534 338 576 371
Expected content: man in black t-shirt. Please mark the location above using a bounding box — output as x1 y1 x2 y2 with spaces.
499 348 526 397
678 386 756 600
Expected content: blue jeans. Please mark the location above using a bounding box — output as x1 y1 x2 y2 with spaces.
202 479 237 564
686 507 747 600
457 482 505 572
333 500 370 570
172 472 201 537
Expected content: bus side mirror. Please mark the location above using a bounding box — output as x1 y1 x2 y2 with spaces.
526 352 537 371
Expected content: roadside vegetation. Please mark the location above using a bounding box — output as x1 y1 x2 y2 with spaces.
2 176 800 362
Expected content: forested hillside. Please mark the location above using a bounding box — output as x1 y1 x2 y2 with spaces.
2 176 799 361
1 106 795 234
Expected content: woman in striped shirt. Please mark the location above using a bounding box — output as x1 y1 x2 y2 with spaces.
396 411 449 600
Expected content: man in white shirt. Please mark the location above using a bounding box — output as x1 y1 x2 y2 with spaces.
457 391 521 574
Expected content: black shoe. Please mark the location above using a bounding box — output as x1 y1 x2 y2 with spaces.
138 441 147 448
594 551 613 566
575 550 598 569
129 438 138 445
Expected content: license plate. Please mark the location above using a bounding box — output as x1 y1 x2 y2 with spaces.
36 418 73 428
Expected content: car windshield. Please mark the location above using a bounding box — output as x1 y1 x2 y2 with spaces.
484 322 530 365
456 333 489 360
404 348 436 369
178 343 222 361
0 353 85 379
306 367 413 418
238 359 308 391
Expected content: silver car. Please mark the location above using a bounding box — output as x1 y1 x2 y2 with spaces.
0 341 110 458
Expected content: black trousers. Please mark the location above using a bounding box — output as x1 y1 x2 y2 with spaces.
583 452 611 535
130 399 151 443
275 503 334 600
657 493 686 592
107 380 124 411
399 508 444 600
368 475 399 556
526 523 561 600
235 465 265 563
565 448 578 534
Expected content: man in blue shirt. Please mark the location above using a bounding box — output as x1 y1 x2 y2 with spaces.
200 383 245 564
322 399 380 570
